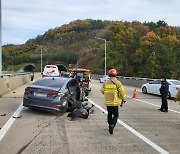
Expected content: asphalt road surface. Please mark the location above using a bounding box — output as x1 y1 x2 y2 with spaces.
0 78 180 154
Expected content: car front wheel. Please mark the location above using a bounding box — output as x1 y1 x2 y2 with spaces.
142 86 147 94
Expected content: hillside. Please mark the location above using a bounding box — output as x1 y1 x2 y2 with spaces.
2 19 180 79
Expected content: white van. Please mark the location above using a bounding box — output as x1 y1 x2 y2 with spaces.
42 65 60 77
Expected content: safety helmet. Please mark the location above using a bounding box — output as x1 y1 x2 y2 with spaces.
108 69 117 76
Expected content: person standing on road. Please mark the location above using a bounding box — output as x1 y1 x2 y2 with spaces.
101 69 126 134
159 77 169 112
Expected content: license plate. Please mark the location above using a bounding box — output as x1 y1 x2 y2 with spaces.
34 92 47 97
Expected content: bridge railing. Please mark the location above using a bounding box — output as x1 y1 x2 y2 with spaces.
0 72 30 78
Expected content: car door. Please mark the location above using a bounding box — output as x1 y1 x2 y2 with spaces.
151 80 161 95
147 80 160 94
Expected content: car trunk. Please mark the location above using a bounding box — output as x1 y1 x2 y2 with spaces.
26 85 61 101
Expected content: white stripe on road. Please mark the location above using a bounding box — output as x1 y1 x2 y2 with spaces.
130 97 180 114
0 103 23 141
93 84 180 114
88 98 169 154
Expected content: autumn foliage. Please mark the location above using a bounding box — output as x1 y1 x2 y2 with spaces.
2 19 180 79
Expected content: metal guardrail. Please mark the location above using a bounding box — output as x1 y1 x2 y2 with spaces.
91 74 155 82
0 72 31 78
117 76 155 82
91 74 155 88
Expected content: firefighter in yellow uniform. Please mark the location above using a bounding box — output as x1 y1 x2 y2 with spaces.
174 89 180 105
101 69 126 134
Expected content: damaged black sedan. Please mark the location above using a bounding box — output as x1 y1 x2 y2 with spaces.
23 77 85 114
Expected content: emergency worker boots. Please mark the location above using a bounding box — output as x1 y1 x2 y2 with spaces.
109 125 114 134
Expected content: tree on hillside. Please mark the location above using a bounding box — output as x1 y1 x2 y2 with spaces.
2 19 180 79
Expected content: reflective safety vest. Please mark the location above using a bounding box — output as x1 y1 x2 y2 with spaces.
101 78 126 106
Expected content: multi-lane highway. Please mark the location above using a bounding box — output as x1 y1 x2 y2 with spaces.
0 78 180 154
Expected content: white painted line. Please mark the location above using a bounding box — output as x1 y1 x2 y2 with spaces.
0 103 24 141
88 98 169 154
93 84 180 114
127 96 160 108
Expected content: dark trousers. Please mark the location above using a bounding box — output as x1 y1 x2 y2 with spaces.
161 96 168 110
107 106 119 127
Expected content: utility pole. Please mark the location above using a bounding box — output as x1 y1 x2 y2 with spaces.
0 0 2 75
11 56 13 72
104 39 106 75
95 37 107 75
41 49 42 73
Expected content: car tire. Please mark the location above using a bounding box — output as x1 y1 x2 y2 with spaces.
142 86 147 94
81 91 85 102
67 97 77 112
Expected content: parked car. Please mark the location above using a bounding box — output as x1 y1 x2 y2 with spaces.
42 65 60 77
141 79 180 98
100 75 110 83
23 77 85 114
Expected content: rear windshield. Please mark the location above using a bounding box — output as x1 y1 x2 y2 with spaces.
170 80 180 85
45 65 57 68
43 68 59 74
33 77 69 88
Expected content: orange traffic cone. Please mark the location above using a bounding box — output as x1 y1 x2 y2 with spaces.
132 88 137 99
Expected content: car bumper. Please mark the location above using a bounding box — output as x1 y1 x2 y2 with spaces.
23 98 67 113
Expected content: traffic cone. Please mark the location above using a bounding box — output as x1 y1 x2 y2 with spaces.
132 88 137 99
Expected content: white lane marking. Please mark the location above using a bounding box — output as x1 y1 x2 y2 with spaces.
88 98 169 154
131 97 180 114
0 103 23 141
93 84 180 114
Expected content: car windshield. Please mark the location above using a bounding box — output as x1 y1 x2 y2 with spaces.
170 80 180 85
33 77 69 88
151 80 161 84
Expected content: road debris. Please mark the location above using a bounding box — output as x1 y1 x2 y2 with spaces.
12 115 22 118
67 103 94 120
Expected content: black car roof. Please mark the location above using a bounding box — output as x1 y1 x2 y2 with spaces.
36 76 70 82
32 77 71 89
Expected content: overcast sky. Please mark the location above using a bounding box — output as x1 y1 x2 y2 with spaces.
2 0 180 45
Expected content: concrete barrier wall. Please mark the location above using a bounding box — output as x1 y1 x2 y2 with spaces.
117 78 148 88
0 74 31 97
0 73 153 96
91 75 154 88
